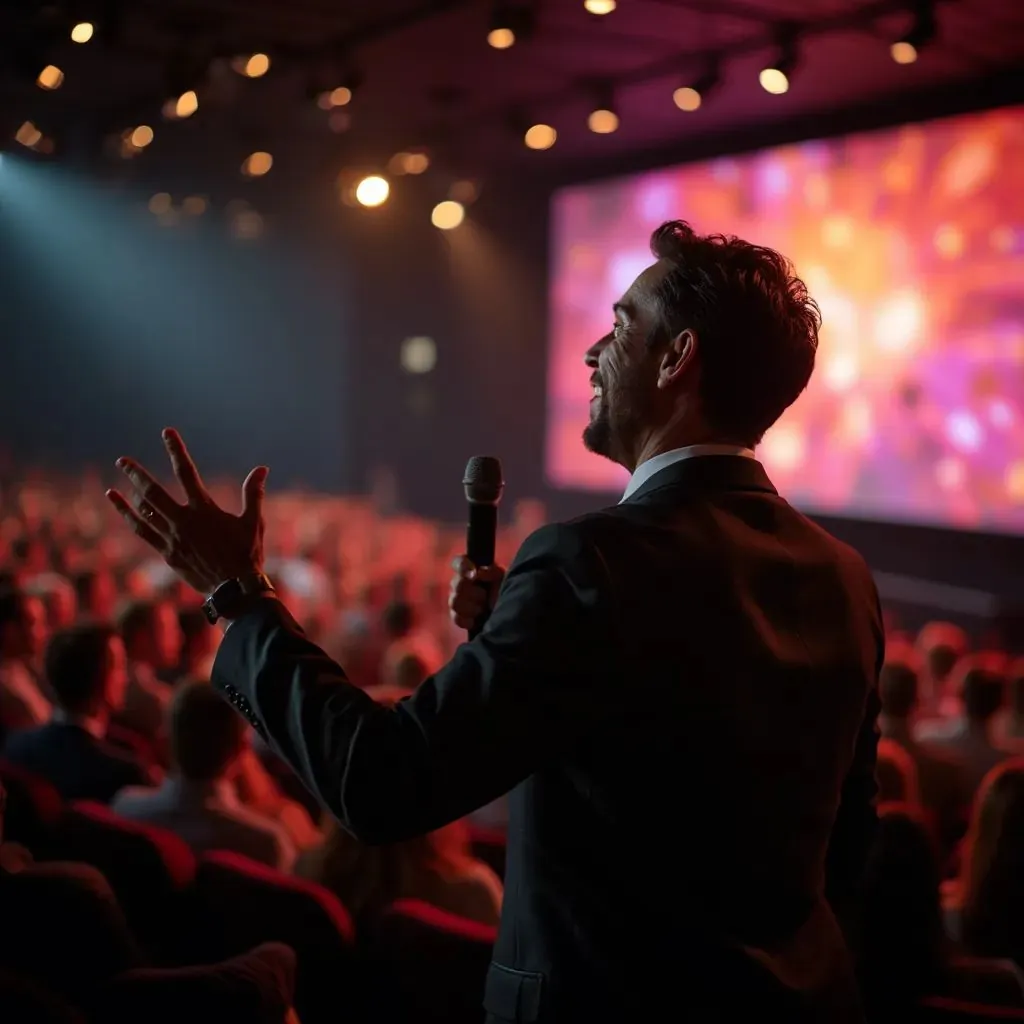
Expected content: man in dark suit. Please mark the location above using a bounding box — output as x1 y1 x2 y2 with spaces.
3 623 150 803
108 220 882 1022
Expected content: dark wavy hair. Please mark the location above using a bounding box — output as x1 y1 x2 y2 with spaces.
648 220 821 446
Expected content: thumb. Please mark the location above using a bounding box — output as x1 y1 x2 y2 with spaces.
241 466 269 523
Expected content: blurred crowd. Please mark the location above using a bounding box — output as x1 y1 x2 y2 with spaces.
2 468 1024 1021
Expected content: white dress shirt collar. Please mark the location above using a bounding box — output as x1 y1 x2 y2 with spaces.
620 444 755 503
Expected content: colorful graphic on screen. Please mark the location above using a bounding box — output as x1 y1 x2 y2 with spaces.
546 105 1024 532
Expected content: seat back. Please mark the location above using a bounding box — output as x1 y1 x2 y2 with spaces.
195 851 356 1024
914 997 1024 1022
467 824 507 879
369 898 497 1024
0 759 63 856
57 801 196 962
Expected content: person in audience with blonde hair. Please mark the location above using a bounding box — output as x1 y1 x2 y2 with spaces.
950 758 1024 965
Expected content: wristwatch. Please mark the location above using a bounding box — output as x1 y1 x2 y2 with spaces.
202 572 276 625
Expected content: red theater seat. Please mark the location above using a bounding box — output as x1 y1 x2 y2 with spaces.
369 898 497 1024
0 759 63 856
194 850 357 1024
467 824 507 879
914 998 1024 1022
56 801 196 963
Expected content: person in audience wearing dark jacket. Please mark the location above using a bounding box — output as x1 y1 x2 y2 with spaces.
857 803 1024 1022
0 587 52 734
2 623 151 802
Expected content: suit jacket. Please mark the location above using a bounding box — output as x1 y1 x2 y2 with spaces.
212 456 882 1023
2 721 149 804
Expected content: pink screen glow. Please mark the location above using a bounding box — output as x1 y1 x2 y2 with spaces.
546 105 1024 532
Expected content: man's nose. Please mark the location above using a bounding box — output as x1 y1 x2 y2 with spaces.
584 335 608 369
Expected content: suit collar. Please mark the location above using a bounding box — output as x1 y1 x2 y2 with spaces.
622 454 777 504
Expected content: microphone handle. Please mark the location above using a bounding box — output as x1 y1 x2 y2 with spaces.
466 502 498 640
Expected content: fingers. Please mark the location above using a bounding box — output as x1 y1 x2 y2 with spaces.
163 428 208 505
449 556 504 583
241 466 269 525
115 456 182 522
106 489 169 554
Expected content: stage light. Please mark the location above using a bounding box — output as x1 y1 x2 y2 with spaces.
673 87 701 112
588 107 618 134
37 65 64 90
130 125 154 148
890 41 917 64
148 193 172 214
329 86 352 106
232 210 264 239
182 196 207 216
759 67 789 94
175 90 199 118
524 123 557 149
71 22 94 43
432 200 465 230
401 336 437 374
15 122 43 149
488 27 515 48
449 180 480 204
355 175 389 207
584 0 616 13
242 151 273 177
247 54 271 77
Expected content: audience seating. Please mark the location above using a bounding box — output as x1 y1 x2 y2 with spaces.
467 824 507 879
915 997 1024 1021
53 801 196 963
0 759 64 857
367 898 497 1024
194 850 357 1024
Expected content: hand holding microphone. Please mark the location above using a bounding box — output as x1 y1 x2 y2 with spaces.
450 456 505 638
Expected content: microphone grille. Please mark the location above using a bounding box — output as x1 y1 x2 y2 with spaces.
463 456 504 504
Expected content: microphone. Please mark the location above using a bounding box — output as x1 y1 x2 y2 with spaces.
463 456 504 640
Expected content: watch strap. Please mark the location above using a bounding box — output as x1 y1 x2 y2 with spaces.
203 572 275 624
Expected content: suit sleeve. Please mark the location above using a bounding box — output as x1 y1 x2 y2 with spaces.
211 523 613 844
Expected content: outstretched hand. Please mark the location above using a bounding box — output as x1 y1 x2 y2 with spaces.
106 428 268 596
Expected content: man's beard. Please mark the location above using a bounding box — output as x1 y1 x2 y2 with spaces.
582 397 613 459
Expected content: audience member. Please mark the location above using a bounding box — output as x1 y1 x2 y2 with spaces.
994 659 1024 751
379 599 443 684
71 567 118 622
114 599 181 743
112 680 296 870
2 623 151 802
0 587 52 733
954 759 1024 966
876 737 922 804
879 657 969 850
857 804 1024 1021
916 622 969 716
25 574 77 631
176 607 219 682
917 656 1008 794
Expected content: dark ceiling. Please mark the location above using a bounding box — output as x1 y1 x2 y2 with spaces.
3 0 1023 186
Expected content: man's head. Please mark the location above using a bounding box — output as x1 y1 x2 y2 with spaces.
583 220 820 470
45 622 129 717
916 621 968 688
72 567 117 621
879 659 919 721
118 598 182 670
381 600 415 640
0 588 48 661
960 658 1005 725
169 680 246 783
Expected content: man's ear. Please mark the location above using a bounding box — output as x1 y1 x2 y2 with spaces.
656 328 697 390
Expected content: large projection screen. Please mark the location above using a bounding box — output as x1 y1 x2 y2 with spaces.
546 105 1024 533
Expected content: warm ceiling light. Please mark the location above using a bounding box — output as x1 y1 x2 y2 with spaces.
449 180 480 204
759 67 789 94
583 0 616 12
71 22 94 43
37 65 64 90
673 86 702 112
524 123 557 149
175 90 199 118
15 122 43 148
244 53 271 77
405 152 430 174
329 86 352 106
182 195 207 216
242 151 273 177
130 125 154 148
587 107 619 134
487 27 515 48
355 175 389 207
431 200 465 230
148 193 172 214
890 40 918 64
